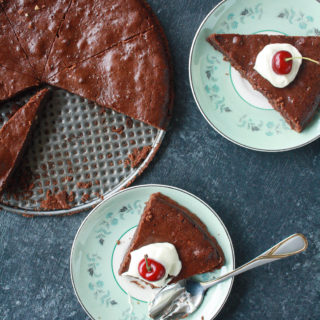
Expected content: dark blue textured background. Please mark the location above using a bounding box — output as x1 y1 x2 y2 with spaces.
1 1 319 319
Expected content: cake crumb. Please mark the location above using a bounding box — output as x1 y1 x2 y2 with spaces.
124 159 130 167
111 125 124 134
81 193 90 203
126 146 152 168
125 117 133 128
77 182 92 189
28 183 35 191
68 191 75 203
34 5 40 10
48 161 55 169
95 192 103 200
117 240 121 245
40 190 71 210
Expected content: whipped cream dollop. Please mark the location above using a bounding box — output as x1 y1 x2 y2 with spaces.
123 242 182 287
254 43 302 88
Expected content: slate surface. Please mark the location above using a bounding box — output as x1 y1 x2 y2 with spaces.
0 0 319 319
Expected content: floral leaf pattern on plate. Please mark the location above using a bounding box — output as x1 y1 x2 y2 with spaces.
205 55 232 113
277 8 318 35
95 200 142 244
216 3 263 33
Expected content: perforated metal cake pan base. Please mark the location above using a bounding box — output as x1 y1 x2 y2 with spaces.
0 87 165 216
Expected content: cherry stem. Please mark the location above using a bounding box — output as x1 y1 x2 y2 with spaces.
285 56 320 65
144 254 152 272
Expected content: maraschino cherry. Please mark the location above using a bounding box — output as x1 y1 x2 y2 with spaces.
272 50 293 75
138 254 165 282
272 50 320 75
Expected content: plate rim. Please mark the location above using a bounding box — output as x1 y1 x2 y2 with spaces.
188 0 320 153
69 183 235 320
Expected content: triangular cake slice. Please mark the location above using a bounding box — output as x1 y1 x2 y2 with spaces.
48 28 171 129
1 0 72 79
44 0 154 79
119 192 225 282
0 88 49 193
207 34 320 132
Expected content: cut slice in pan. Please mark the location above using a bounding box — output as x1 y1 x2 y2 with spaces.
0 88 49 193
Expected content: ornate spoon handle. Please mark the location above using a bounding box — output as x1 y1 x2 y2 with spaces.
201 233 308 290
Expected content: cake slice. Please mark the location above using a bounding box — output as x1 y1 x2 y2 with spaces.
119 192 225 283
207 34 320 132
44 0 154 79
1 0 73 80
0 88 49 193
48 28 171 129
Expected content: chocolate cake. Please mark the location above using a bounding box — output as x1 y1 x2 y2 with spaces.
44 0 154 79
0 0 172 207
0 0 172 130
207 34 320 132
0 8 34 75
1 0 73 79
49 28 170 129
0 66 39 100
119 193 225 282
0 88 48 194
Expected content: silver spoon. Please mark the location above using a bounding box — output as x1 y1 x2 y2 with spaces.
148 233 308 320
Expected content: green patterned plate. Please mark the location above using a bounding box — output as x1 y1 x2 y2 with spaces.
70 184 235 320
189 0 320 151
